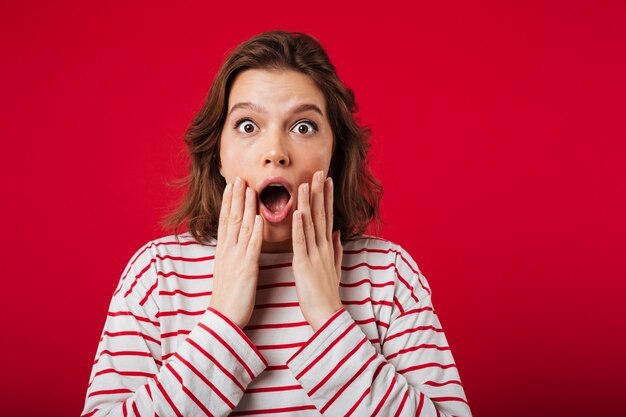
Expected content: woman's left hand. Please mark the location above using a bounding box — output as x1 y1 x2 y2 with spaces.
292 170 343 332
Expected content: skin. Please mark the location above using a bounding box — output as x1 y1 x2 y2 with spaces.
210 69 343 331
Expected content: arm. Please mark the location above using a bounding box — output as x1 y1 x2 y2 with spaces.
286 246 472 417
81 244 267 417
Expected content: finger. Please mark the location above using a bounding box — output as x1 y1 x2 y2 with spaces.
217 183 233 244
324 177 334 242
246 214 264 262
292 210 307 259
239 186 257 247
298 182 317 252
310 170 327 245
333 230 343 280
227 176 245 245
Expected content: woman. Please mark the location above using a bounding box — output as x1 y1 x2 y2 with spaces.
82 30 472 417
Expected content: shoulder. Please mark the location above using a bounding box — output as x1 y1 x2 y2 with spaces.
126 232 216 265
342 234 432 301
114 232 217 300
341 234 418 270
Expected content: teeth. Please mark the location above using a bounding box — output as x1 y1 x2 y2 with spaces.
269 184 283 187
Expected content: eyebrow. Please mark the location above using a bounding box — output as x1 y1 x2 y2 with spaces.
228 102 324 118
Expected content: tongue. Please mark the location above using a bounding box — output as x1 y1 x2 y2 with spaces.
264 187 290 213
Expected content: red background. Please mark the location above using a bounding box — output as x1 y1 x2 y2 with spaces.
1 1 625 416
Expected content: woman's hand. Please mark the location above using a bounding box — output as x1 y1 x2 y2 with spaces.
210 177 264 329
292 170 343 332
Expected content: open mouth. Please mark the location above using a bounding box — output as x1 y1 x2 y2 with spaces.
259 183 293 223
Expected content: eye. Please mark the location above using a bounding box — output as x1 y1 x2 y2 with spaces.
234 118 258 134
292 120 318 136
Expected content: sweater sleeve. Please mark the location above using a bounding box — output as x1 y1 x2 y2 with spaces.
81 243 267 417
285 244 472 417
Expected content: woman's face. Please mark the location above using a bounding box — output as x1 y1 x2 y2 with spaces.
219 69 334 252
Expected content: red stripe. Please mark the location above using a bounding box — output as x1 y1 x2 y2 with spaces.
166 362 215 416
308 337 368 396
393 390 409 417
161 329 191 339
139 280 159 306
342 262 395 271
287 308 346 367
93 368 155 380
385 344 451 360
398 252 431 295
343 247 395 255
184 339 244 392
154 377 183 417
108 311 160 327
156 309 205 318
266 365 289 371
354 317 390 328
416 391 425 415
342 297 393 307
172 353 236 409
394 297 405 314
81 409 99 417
102 330 160 345
321 352 378 413
345 385 371 417
95 350 155 361
394 266 420 303
399 362 457 374
131 402 141 417
397 306 434 318
254 302 299 309
423 379 462 387
385 325 444 342
245 384 301 393
244 320 308 330
145 383 152 399
340 279 395 288
198 322 256 379
88 388 133 398
372 377 396 417
122 401 128 417
157 270 213 280
207 307 267 365
230 405 317 416
256 342 306 350
431 396 470 405
159 289 212 298
124 259 157 298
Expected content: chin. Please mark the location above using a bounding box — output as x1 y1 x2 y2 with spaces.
261 218 292 250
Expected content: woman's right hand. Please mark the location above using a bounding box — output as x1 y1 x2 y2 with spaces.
210 176 264 328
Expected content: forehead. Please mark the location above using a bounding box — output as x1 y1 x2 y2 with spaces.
228 69 326 115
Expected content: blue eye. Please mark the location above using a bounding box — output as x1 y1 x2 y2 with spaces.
292 120 318 135
234 118 258 134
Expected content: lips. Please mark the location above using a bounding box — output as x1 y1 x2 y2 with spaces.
257 176 294 223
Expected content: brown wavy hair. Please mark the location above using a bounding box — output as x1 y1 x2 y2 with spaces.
161 30 382 244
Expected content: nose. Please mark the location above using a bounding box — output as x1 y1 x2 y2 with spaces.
262 131 290 167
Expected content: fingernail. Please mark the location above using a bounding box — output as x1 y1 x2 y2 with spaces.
235 177 242 189
327 177 333 188
302 183 309 194
316 171 324 183
246 187 252 198
255 214 261 225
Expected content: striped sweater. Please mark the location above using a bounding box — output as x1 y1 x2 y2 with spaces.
82 233 472 417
